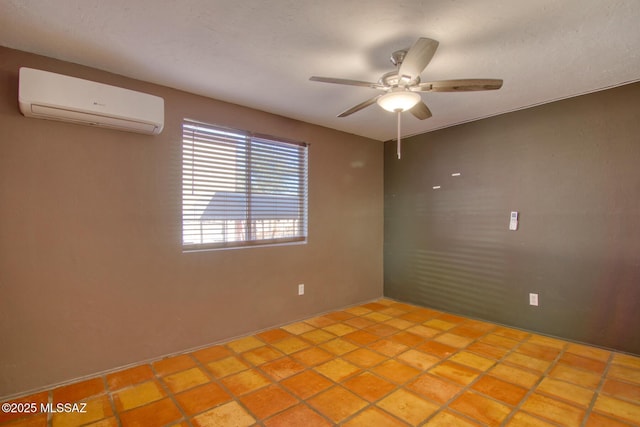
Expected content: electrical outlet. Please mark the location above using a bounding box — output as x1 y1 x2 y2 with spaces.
529 293 539 306
298 284 304 296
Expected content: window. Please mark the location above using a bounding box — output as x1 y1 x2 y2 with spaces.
182 119 308 250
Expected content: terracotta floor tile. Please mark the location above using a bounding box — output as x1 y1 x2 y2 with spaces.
417 340 458 358
50 394 113 426
2 414 48 427
503 352 552 373
242 345 284 365
220 369 271 396
106 365 154 390
240 384 298 419
368 338 409 357
320 338 358 355
260 357 305 380
384 318 413 330
191 401 255 427
405 324 440 339
449 324 489 339
191 345 231 363
592 394 640 424
322 322 357 337
506 411 558 427
281 321 316 335
256 328 292 343
535 377 594 407
423 318 456 331
226 336 265 353
602 378 640 403
526 334 567 350
493 326 531 341
566 343 611 362
272 336 311 354
343 330 380 346
343 372 396 402
153 354 197 376
450 391 511 426
363 312 392 322
206 356 248 378
407 373 463 404
308 386 367 423
424 410 482 427
548 363 601 389
466 341 510 360
397 349 440 370
462 319 497 333
520 393 585 427
343 407 409 427
389 302 417 312
515 342 561 361
344 316 376 329
433 333 473 348
364 323 401 337
372 360 421 384
264 403 332 427
325 311 355 321
361 302 388 311
472 375 528 406
344 306 372 316
280 370 333 399
612 353 640 370
584 411 633 427
300 329 335 344
342 347 387 368
377 389 439 425
608 364 640 386
10 298 640 427
314 358 360 382
0 392 49 424
162 367 210 393
400 309 437 323
490 364 541 388
113 380 165 411
479 333 520 349
290 346 334 366
558 352 606 374
449 350 495 371
175 382 232 416
429 361 481 386
389 331 425 347
118 398 182 427
52 377 104 403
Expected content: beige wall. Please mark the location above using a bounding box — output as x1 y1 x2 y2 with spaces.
0 47 383 398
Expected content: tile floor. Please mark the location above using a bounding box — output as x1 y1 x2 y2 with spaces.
1 299 640 426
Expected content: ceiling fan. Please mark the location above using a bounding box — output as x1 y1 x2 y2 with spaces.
309 37 503 158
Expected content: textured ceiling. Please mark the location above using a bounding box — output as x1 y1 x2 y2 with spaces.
1 0 639 141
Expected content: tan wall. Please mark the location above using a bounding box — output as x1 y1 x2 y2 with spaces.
0 47 383 398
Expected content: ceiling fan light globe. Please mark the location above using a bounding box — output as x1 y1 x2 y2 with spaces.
377 90 421 112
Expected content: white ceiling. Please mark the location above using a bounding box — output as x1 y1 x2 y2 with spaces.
1 0 639 141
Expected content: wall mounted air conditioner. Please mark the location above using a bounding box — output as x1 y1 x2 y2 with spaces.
18 67 164 135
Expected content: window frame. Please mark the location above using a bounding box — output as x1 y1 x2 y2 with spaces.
181 118 309 251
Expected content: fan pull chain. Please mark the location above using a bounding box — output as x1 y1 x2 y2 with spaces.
397 110 402 159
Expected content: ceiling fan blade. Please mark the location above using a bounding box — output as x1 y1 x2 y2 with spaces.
398 38 439 79
310 76 384 89
415 79 503 92
410 101 432 120
337 95 382 117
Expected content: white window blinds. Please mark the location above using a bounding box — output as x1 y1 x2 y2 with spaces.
182 119 308 250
